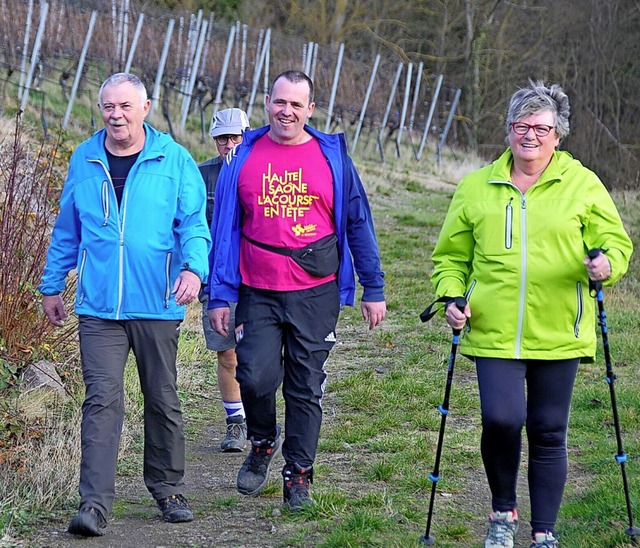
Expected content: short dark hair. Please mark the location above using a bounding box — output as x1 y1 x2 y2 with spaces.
269 70 314 104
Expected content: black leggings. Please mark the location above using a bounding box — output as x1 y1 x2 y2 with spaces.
475 357 579 534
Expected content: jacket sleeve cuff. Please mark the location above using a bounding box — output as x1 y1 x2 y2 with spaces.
207 298 229 310
361 286 385 302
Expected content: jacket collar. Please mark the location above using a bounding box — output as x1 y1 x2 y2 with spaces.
489 147 567 187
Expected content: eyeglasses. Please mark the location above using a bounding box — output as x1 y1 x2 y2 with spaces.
214 134 243 145
510 122 555 137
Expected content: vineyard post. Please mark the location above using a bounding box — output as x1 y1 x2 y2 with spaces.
324 42 344 134
396 62 413 155
124 13 145 73
62 10 97 129
148 18 175 120
20 0 48 114
179 19 208 132
417 73 443 161
18 0 34 100
351 53 380 154
211 24 237 117
377 62 403 162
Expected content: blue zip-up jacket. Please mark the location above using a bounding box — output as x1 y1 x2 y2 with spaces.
207 125 385 308
39 123 211 320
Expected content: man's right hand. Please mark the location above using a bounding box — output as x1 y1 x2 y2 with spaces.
42 295 68 327
207 306 230 337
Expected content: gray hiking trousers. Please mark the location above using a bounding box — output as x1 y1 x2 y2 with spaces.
77 316 185 518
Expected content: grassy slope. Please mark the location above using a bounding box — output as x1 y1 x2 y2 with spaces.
3 82 639 545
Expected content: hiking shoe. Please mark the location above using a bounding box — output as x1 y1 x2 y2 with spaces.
530 531 559 547
282 462 314 511
236 425 282 496
221 415 248 452
67 507 107 536
157 494 193 523
484 510 519 547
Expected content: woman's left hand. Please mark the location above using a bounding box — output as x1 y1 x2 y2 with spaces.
583 253 611 281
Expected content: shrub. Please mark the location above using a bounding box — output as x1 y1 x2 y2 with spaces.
0 114 77 392
0 114 83 537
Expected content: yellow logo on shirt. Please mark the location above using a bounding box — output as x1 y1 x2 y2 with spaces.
258 164 319 221
291 223 317 236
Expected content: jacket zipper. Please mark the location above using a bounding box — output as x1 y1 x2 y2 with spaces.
464 279 477 333
77 249 87 305
101 180 110 225
164 252 172 308
116 187 128 319
515 194 527 359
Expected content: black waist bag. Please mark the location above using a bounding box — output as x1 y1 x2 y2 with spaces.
243 233 339 278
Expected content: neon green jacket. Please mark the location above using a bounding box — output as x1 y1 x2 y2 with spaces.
431 148 633 361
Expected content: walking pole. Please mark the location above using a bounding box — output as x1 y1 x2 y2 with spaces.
418 296 467 545
588 249 640 546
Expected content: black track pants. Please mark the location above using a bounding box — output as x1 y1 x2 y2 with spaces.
234 281 340 468
475 357 579 534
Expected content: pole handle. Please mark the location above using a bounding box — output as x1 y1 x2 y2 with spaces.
588 248 605 293
452 297 467 336
587 248 604 260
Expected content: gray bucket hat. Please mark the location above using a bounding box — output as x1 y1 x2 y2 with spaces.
209 108 250 138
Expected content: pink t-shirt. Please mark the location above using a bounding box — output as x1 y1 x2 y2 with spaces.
238 134 336 291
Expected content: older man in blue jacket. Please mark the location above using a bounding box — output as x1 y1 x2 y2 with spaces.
39 73 210 536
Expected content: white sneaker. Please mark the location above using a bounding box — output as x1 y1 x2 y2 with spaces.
530 531 559 547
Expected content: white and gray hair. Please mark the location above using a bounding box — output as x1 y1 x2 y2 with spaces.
98 73 148 107
505 80 571 141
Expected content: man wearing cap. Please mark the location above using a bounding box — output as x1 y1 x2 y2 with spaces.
198 108 250 452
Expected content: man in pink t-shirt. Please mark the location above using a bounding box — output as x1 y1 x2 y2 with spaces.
208 70 386 511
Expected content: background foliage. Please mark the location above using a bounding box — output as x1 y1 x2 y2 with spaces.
148 0 640 187
0 0 637 187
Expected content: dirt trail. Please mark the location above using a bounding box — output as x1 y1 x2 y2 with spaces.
27 349 535 548
30 422 303 548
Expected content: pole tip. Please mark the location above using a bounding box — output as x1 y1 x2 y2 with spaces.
418 535 436 545
625 525 640 545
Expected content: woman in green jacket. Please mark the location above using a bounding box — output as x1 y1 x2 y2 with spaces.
431 81 633 548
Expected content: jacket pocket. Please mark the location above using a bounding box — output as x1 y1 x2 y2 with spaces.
77 249 87 305
505 198 513 249
164 252 172 309
574 281 583 337
101 180 111 226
